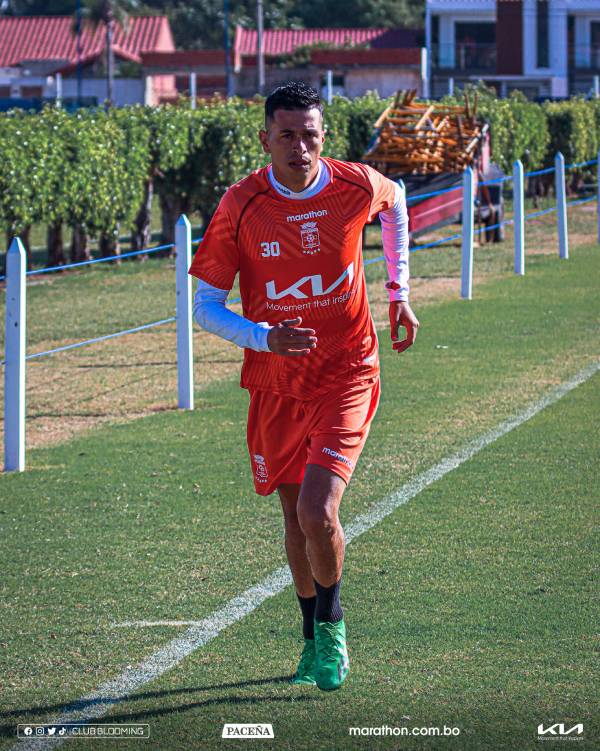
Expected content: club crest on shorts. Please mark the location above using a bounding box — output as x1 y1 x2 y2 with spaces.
300 221 320 255
253 454 268 484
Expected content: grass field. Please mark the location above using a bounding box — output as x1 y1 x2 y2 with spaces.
0 196 597 453
1 227 598 750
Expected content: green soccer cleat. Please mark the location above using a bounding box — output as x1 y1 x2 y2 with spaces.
291 638 317 685
314 618 350 691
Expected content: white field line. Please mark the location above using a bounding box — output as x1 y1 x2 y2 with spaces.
10 360 599 750
113 620 205 628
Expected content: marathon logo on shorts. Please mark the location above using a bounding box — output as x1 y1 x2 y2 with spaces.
253 453 268 484
322 447 354 469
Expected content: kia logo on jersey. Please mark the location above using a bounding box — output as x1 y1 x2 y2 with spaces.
265 263 354 300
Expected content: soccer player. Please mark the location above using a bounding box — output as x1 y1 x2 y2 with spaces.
188 82 418 691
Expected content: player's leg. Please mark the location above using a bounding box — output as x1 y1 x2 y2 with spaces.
278 482 317 686
297 464 349 691
297 464 346 589
278 483 315 598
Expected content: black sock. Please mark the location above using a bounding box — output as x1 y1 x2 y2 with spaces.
297 594 316 640
314 577 344 623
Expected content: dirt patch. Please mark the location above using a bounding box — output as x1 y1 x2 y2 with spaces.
0 324 243 455
370 275 462 328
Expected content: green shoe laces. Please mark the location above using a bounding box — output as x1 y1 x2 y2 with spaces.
314 620 348 668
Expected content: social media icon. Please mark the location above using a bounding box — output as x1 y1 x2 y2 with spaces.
48 727 56 735
24 727 33 736
58 727 66 736
36 727 44 735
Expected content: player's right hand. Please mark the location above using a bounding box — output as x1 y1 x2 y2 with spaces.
267 317 318 356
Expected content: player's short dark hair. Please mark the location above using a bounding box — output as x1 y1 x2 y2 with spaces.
264 81 323 125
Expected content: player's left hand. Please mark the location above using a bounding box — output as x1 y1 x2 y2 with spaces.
389 301 419 353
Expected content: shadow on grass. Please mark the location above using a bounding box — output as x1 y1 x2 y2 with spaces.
0 676 318 737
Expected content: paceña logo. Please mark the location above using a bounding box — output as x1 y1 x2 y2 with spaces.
266 263 354 300
222 723 274 739
537 722 583 738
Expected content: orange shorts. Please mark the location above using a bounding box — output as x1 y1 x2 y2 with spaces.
246 378 380 496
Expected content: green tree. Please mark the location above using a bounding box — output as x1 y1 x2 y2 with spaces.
80 0 141 106
291 0 422 29
139 0 302 50
1 0 77 13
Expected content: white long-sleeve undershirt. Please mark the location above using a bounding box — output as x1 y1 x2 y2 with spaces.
193 162 409 352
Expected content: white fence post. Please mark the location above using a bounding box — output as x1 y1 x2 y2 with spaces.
555 151 569 260
4 237 26 472
175 215 194 410
513 159 525 275
326 69 333 105
420 47 429 99
189 72 197 110
461 167 474 299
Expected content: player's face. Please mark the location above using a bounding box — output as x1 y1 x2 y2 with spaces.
260 107 325 192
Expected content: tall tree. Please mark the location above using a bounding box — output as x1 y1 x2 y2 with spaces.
139 0 302 50
291 0 422 29
80 0 140 106
1 0 77 13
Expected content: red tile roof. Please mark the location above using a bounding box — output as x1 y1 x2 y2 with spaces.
234 26 389 59
233 26 423 71
0 15 174 68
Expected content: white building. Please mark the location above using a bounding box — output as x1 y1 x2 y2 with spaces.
426 0 600 98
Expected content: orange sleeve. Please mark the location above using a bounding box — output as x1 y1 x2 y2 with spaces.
188 193 239 291
365 164 398 222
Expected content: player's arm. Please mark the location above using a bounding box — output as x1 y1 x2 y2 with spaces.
193 282 317 355
379 181 420 353
193 281 317 355
193 280 272 351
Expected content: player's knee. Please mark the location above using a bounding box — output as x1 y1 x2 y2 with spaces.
297 504 338 539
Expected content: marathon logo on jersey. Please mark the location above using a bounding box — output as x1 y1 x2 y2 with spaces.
300 221 320 255
253 454 268 484
266 262 354 300
286 209 328 223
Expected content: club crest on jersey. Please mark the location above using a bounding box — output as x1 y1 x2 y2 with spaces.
300 221 320 255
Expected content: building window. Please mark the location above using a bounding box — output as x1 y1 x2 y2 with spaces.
537 0 549 68
431 15 439 67
320 74 345 97
592 22 600 69
455 22 495 71
20 85 42 98
0 86 11 98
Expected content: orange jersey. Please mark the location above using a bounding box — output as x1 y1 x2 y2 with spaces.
188 157 397 398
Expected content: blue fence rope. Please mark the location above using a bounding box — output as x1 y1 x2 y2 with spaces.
406 184 463 204
565 158 598 171
566 195 597 208
23 317 176 362
25 243 174 278
524 206 557 221
479 174 513 187
412 233 462 251
525 166 556 178
474 218 514 236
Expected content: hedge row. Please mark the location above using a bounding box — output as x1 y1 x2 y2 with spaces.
1 87 599 268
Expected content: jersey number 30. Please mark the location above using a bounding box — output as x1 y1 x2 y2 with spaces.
261 241 281 257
